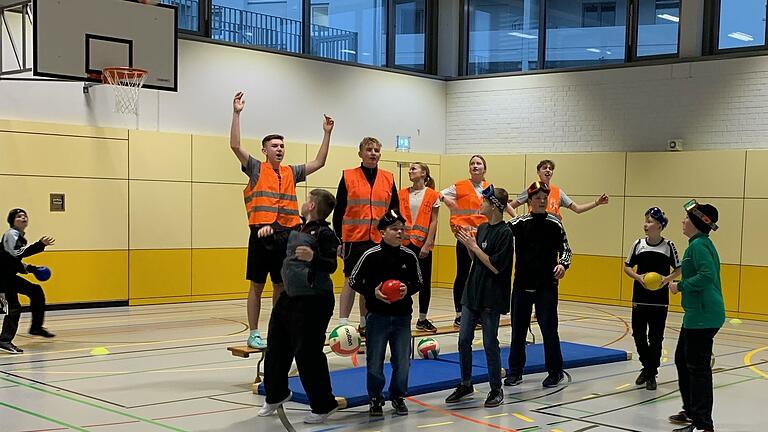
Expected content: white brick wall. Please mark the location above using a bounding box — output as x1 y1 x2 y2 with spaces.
446 56 768 154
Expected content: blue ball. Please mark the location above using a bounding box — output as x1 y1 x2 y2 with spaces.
34 266 51 282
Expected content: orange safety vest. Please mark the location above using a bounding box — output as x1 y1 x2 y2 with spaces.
527 184 563 220
398 187 439 248
243 163 300 227
449 179 489 233
342 167 394 243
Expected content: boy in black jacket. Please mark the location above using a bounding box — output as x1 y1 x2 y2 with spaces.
1 208 56 354
445 185 514 407
350 210 422 417
258 189 340 424
505 182 573 388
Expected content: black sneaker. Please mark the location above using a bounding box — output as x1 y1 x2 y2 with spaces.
668 411 693 424
416 319 437 333
368 396 383 417
29 327 56 338
645 376 657 390
0 341 23 354
504 374 523 386
542 371 565 388
391 397 408 415
453 316 461 328
357 325 366 339
635 369 647 385
484 389 503 407
445 384 474 403
671 425 695 432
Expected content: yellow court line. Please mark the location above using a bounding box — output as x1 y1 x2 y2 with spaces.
512 413 534 422
744 345 768 379
551 429 564 432
417 421 454 428
615 383 631 390
483 413 508 419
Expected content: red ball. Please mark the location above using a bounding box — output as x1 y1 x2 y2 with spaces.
381 279 402 302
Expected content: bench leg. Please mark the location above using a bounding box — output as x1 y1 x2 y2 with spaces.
251 352 265 394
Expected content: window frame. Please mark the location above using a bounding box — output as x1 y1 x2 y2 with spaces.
460 0 683 76
711 0 768 54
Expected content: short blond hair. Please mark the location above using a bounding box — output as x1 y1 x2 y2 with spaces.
359 136 382 151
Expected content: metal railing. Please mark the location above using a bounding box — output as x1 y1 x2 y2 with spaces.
161 0 358 62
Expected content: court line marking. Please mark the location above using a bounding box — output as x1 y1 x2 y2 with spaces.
0 375 189 431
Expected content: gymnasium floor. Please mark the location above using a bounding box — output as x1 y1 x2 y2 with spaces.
0 290 765 432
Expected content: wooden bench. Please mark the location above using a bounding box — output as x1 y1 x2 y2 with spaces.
228 318 513 393
227 346 265 392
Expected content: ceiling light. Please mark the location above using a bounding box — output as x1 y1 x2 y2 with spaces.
586 48 601 53
340 49 357 54
507 31 537 39
657 13 679 22
728 31 754 42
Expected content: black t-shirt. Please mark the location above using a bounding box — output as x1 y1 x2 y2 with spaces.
462 221 514 314
625 237 680 305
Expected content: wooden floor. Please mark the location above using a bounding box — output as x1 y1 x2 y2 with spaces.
0 290 765 431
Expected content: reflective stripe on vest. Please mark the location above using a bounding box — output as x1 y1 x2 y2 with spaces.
342 167 394 243
527 184 563 220
244 163 301 227
398 187 439 248
449 179 488 231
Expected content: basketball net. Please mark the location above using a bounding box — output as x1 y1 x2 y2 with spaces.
102 67 148 115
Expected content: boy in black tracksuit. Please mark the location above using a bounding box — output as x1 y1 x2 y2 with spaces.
1 208 56 355
623 207 680 390
506 182 573 388
259 189 341 425
349 210 422 417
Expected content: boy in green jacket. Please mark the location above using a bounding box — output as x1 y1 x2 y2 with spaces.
668 200 724 432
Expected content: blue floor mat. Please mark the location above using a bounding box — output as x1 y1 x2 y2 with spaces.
437 341 630 375
257 342 628 407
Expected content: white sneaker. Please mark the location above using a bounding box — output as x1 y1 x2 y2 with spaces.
303 407 338 424
257 391 292 417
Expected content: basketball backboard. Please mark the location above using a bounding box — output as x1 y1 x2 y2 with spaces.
32 0 177 91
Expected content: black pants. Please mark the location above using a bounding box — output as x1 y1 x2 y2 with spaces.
631 304 668 376
406 243 432 315
675 327 719 431
452 240 472 313
263 292 337 415
508 287 563 375
1 275 46 343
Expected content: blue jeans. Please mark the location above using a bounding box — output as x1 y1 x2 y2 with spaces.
458 305 502 390
365 313 412 399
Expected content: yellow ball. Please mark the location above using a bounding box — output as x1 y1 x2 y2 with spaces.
643 272 663 291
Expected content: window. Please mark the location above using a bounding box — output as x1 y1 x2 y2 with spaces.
394 0 427 70
310 0 386 66
636 0 679 56
717 0 767 50
545 0 625 68
312 4 329 27
211 0 303 53
467 0 540 75
582 2 616 28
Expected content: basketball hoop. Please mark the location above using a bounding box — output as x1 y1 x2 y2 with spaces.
101 67 148 115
